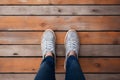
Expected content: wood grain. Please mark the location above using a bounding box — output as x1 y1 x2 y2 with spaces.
0 0 120 4
0 58 119 73
0 45 119 56
0 0 119 80
0 74 120 80
0 32 119 44
0 16 120 31
0 6 120 15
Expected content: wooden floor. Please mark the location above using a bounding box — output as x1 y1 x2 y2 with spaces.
0 0 120 80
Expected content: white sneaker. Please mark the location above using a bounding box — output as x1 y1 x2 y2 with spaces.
64 29 80 68
41 29 56 59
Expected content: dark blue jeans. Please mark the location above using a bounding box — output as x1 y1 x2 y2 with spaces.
34 56 85 80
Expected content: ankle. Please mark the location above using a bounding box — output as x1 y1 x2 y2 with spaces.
45 52 53 57
68 51 77 57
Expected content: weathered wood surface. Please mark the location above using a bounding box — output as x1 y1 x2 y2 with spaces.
0 74 120 80
0 32 119 44
0 6 120 15
0 16 120 31
0 58 119 73
0 45 119 56
0 0 120 4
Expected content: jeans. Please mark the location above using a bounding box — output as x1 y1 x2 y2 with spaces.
34 56 85 80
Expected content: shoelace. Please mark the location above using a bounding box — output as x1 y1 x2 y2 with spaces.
44 41 54 51
67 40 78 50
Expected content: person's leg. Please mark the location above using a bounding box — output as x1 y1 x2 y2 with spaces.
35 56 55 80
65 53 85 80
64 30 85 80
35 29 56 80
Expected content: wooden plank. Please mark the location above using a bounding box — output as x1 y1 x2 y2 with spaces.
0 45 120 56
0 6 120 15
0 0 120 4
0 74 120 80
0 32 119 44
0 16 120 31
0 58 119 73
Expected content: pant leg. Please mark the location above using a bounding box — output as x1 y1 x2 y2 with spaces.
34 56 56 80
65 55 85 80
